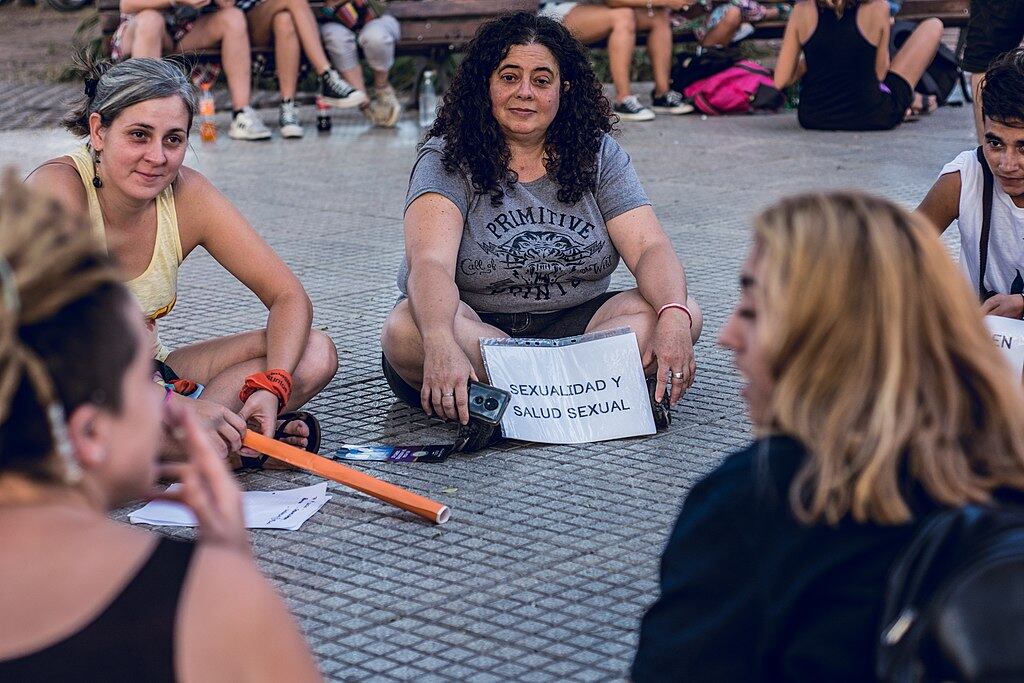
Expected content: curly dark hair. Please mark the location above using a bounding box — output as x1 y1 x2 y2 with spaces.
982 48 1024 125
427 11 614 207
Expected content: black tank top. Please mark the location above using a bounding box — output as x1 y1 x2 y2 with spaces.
0 537 195 683
798 3 888 129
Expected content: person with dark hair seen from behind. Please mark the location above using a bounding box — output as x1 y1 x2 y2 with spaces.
539 1 695 120
27 57 338 469
632 191 1024 681
918 48 1024 319
0 174 321 682
111 0 273 140
380 12 702 441
962 0 1024 143
773 0 943 131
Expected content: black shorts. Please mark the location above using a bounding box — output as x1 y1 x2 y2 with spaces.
962 0 1024 73
382 290 622 406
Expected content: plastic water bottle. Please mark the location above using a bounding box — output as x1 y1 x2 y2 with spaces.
418 70 437 128
316 97 332 132
199 83 216 142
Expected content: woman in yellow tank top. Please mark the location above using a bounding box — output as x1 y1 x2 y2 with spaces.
28 57 338 464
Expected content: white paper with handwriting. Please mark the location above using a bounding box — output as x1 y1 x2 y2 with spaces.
129 482 330 531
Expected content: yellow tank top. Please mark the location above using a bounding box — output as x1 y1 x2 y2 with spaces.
67 145 182 361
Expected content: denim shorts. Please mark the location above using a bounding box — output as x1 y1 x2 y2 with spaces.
382 290 622 405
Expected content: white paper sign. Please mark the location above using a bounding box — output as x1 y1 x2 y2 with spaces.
985 315 1024 380
480 328 655 444
129 482 331 531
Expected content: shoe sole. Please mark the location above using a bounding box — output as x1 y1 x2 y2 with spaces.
653 105 695 115
280 126 304 139
321 91 368 109
227 130 272 140
615 112 656 121
377 106 402 128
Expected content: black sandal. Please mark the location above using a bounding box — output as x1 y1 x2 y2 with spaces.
238 411 322 469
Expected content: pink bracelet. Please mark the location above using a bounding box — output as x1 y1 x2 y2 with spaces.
658 302 693 328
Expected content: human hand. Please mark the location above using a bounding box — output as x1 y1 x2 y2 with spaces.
421 338 477 425
663 0 693 11
213 0 233 7
981 293 1024 319
239 389 281 439
643 310 696 406
177 0 212 9
154 401 250 555
191 397 248 457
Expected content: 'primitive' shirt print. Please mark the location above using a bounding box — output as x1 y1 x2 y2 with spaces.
399 135 650 314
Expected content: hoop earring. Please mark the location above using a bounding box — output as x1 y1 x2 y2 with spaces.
92 149 103 189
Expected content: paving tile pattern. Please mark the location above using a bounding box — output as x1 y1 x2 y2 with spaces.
0 104 974 681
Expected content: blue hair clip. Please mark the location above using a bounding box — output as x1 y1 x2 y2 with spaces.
84 78 98 98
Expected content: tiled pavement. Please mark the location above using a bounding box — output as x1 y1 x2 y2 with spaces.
0 103 974 681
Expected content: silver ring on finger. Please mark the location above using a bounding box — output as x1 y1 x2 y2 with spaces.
672 371 685 379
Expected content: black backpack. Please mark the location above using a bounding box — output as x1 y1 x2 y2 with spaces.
876 504 1024 682
891 21 960 105
671 46 741 91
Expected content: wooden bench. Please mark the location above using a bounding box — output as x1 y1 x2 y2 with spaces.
97 0 540 66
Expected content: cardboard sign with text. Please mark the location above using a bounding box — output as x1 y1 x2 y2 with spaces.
985 314 1024 381
480 328 654 444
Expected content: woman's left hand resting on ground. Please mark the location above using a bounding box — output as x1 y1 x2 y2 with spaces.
608 205 697 406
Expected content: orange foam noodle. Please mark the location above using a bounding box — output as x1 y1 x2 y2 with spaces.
242 432 450 525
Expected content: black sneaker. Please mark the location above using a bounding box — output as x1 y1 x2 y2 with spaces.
647 376 672 430
651 89 694 115
319 68 368 109
612 95 655 122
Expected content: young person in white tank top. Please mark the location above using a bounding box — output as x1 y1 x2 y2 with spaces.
918 48 1024 320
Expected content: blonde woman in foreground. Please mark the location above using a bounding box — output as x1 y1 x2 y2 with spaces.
0 175 320 682
632 192 1024 681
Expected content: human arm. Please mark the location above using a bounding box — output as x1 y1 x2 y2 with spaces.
631 455 761 681
158 401 319 682
773 2 807 89
608 206 696 405
870 1 892 80
175 169 312 436
915 171 961 234
404 193 478 424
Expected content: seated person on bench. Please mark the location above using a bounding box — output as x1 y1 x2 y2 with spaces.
918 49 1024 319
380 12 702 430
27 57 338 466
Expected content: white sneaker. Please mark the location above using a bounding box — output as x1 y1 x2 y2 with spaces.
228 107 272 141
364 85 402 128
278 101 304 139
613 95 655 122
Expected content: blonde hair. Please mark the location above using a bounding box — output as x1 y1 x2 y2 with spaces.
753 192 1024 526
0 169 133 480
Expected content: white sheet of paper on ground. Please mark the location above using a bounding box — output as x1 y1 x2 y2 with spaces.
129 482 330 531
985 314 1024 381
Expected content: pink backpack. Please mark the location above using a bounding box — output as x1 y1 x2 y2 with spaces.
683 60 774 115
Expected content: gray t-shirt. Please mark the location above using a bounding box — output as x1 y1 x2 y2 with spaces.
398 135 650 314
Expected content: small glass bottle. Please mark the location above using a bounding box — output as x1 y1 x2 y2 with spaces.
199 82 216 142
316 97 332 132
418 70 438 128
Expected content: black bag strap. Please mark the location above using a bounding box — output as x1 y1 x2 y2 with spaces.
977 145 994 301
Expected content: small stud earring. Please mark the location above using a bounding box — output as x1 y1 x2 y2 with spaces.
92 149 103 189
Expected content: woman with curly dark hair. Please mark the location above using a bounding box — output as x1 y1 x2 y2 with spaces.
380 11 702 439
